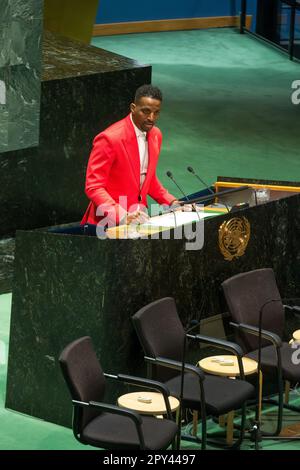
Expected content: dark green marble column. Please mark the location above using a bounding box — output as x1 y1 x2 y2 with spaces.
0 31 151 237
0 0 43 153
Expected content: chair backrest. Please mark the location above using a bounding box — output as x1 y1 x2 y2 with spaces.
59 336 106 431
222 268 285 352
132 297 185 382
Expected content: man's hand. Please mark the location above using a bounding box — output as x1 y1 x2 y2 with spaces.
170 199 182 211
124 210 149 225
170 199 202 212
170 200 195 212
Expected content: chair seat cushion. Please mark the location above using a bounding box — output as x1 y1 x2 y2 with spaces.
246 342 300 383
81 412 178 450
166 372 255 416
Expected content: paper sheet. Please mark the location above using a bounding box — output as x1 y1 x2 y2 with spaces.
141 211 216 228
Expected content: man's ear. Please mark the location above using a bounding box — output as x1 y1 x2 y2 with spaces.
130 102 136 113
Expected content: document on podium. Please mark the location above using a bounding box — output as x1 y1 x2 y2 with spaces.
142 210 216 229
105 206 225 238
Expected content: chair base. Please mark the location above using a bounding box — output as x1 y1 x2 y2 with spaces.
266 398 300 414
181 431 242 450
182 419 245 450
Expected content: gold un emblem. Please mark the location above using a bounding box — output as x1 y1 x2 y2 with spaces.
219 217 250 261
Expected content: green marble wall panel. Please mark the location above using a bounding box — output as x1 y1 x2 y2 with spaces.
0 237 14 293
5 192 300 426
0 71 8 146
0 0 43 153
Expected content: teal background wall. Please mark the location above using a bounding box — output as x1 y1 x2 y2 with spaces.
95 0 257 26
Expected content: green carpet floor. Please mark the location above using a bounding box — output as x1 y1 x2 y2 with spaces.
1 28 300 450
92 28 300 199
0 294 87 450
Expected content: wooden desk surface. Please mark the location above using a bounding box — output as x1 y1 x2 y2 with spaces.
117 391 179 415
198 355 257 377
293 329 300 341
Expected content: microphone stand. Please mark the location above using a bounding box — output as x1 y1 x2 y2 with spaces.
166 170 203 228
187 166 215 195
249 298 300 449
250 299 279 449
177 319 201 450
187 166 231 213
166 170 191 203
169 206 178 231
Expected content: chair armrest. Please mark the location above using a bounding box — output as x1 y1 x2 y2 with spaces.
117 374 173 419
230 321 282 347
72 398 146 448
145 355 205 381
144 356 207 429
72 399 142 425
189 333 245 379
105 372 171 395
189 333 244 357
284 304 300 315
117 374 170 395
104 373 173 418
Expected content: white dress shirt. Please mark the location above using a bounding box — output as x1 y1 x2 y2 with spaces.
130 114 149 188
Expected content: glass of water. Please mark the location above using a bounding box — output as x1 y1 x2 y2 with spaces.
255 187 270 204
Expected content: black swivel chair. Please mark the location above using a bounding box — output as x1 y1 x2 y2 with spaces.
59 336 178 450
222 267 300 436
132 297 255 449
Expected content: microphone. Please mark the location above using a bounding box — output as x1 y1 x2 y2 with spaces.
187 166 214 195
166 170 190 202
166 170 202 226
187 166 230 213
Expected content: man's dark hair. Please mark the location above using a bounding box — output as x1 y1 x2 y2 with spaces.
134 84 163 103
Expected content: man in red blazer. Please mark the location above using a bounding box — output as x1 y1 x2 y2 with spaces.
81 85 178 230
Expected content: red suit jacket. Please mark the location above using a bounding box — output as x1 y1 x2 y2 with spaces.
81 114 176 226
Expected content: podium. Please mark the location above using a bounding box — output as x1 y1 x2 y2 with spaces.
5 177 300 427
